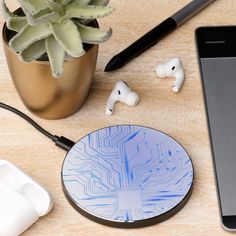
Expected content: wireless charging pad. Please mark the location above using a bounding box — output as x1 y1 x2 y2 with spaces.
61 125 194 228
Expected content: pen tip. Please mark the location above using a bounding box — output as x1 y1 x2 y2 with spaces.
104 55 123 72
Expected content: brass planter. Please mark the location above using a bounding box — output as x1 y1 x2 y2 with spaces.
2 22 98 119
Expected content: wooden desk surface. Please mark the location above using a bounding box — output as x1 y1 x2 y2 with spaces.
0 0 235 235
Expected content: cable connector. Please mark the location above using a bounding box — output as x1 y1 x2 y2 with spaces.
54 136 75 151
0 102 76 152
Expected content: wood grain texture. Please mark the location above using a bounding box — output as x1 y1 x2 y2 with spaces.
0 0 234 235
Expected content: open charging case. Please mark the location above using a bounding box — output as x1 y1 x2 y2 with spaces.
0 160 53 236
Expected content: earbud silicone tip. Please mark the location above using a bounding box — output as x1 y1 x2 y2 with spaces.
125 92 140 106
155 64 166 78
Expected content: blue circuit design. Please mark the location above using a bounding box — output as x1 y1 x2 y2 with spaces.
62 125 193 223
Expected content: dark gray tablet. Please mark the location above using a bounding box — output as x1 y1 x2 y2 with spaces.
196 26 236 231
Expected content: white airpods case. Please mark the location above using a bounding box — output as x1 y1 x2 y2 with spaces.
0 160 53 236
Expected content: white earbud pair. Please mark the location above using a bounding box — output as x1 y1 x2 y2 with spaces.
105 80 139 115
105 58 184 115
155 57 185 93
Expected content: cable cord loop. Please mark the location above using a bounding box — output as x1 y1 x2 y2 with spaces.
0 102 75 151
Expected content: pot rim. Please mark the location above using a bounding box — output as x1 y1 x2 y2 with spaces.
2 8 99 66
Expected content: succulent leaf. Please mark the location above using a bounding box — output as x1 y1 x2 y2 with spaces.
19 0 61 26
25 10 60 26
6 17 28 32
52 20 85 57
9 24 52 52
65 4 114 20
79 0 109 24
1 0 27 32
20 39 46 62
71 0 91 5
89 0 109 6
19 0 50 15
45 35 65 78
48 0 64 13
56 0 72 5
75 21 112 44
1 0 14 18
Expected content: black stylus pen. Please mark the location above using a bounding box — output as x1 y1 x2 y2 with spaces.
105 0 215 72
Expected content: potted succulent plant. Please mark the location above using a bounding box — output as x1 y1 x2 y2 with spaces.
1 0 113 119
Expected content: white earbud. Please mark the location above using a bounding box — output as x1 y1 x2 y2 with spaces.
155 57 185 93
105 80 139 115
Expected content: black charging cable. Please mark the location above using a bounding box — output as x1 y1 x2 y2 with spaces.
0 102 75 151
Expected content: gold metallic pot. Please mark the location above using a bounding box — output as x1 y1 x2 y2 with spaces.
2 22 98 119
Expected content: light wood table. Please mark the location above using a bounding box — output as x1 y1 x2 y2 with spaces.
0 0 235 235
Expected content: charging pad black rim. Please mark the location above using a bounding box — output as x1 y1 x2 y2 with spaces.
61 125 194 228
62 183 193 228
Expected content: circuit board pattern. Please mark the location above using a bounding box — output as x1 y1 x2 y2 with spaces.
62 125 193 223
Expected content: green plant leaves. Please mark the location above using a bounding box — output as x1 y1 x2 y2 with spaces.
75 21 112 44
19 0 51 15
52 20 85 57
19 0 60 26
1 0 27 32
48 0 64 13
78 0 110 24
89 0 110 6
26 10 60 26
1 0 13 18
65 4 114 19
71 0 91 6
45 36 65 78
2 0 114 78
6 17 28 32
56 0 72 5
9 24 52 52
20 39 46 62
